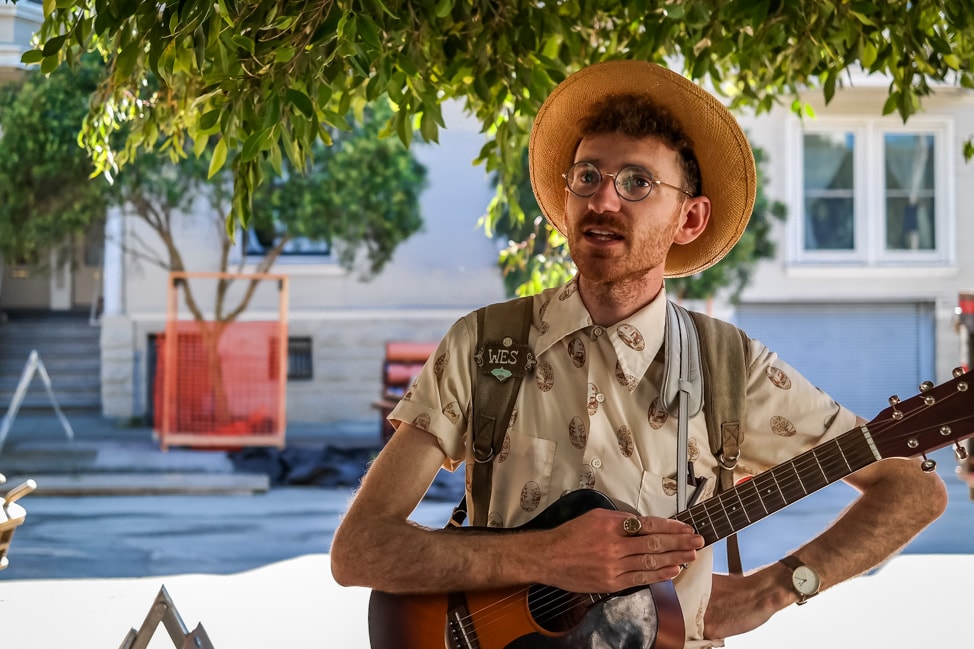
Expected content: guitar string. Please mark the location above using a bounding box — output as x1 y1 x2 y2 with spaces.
686 396 973 540
691 408 971 539
453 383 972 635
451 584 594 638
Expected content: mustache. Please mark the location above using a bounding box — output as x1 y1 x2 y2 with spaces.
574 212 630 236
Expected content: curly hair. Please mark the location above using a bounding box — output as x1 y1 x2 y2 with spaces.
579 93 702 197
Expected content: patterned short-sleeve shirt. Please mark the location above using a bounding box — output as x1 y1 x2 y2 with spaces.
390 279 857 647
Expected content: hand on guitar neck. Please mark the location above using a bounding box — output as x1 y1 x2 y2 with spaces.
535 506 704 595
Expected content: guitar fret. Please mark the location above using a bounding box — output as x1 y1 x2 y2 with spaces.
711 488 750 535
836 439 852 473
741 478 768 516
682 501 719 544
703 497 734 541
784 461 807 497
752 472 786 513
801 450 829 493
815 449 829 482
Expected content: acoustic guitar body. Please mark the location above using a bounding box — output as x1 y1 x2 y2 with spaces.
368 489 685 649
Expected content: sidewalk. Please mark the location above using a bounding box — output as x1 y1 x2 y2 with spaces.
0 410 385 496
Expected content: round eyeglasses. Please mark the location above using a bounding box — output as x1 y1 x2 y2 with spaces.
563 161 694 202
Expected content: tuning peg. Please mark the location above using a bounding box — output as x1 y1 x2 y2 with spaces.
956 443 970 462
920 380 935 392
888 395 904 420
953 367 966 378
920 454 938 473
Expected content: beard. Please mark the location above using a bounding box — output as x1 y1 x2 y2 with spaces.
568 210 676 287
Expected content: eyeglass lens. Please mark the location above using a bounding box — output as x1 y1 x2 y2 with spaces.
564 162 656 201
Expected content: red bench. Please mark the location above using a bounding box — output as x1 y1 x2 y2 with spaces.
373 341 439 443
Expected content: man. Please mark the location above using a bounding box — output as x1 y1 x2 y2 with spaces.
331 60 947 647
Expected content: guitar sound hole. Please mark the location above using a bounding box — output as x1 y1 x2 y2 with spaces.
527 584 590 633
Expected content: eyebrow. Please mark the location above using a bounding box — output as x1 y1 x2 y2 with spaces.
575 158 659 175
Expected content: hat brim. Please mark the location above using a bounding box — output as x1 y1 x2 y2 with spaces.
528 60 757 278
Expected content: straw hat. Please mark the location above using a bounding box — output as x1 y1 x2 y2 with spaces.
528 60 756 278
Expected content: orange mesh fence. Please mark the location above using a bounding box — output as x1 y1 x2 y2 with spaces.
154 272 288 450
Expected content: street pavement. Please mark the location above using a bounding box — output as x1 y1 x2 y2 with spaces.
0 411 972 648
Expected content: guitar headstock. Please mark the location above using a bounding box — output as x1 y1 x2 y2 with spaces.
868 368 974 462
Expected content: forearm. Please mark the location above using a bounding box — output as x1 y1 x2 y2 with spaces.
331 509 547 594
784 457 946 591
705 457 947 639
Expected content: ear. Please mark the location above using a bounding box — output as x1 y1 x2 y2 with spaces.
673 196 711 245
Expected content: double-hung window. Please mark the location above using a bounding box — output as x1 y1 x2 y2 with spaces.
793 118 952 267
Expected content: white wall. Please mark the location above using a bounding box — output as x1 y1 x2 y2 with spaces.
737 85 974 380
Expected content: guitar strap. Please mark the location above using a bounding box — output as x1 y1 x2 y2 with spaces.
449 297 535 528
450 297 750 577
684 305 750 575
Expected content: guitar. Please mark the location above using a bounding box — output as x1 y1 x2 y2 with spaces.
368 368 974 649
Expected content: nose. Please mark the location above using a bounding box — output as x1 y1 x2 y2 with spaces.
587 173 622 213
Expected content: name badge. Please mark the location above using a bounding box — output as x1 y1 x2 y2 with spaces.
475 336 536 383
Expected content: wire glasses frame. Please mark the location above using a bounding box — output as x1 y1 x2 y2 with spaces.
563 161 694 202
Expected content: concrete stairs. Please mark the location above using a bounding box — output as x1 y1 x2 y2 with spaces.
0 310 101 411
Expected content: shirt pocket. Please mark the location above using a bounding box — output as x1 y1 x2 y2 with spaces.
485 432 557 528
636 469 680 518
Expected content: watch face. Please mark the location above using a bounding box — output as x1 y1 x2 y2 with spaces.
791 566 821 595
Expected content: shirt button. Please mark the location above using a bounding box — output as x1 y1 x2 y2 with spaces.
595 392 605 403
592 326 604 337
591 458 603 469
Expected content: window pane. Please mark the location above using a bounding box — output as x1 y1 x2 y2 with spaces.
884 134 935 250
804 197 855 250
803 133 855 250
244 226 331 256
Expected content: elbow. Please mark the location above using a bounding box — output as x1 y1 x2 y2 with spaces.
330 524 364 587
924 471 949 524
904 462 949 528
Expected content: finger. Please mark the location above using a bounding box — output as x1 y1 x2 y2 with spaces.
616 560 688 588
624 515 698 537
621 548 699 572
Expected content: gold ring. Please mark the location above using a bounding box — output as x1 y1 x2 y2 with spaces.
623 517 642 536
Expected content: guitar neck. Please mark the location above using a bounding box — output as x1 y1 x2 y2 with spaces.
673 425 880 546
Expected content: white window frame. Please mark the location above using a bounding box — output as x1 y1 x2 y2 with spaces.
787 115 955 270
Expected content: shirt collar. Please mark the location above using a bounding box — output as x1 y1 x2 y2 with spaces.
535 279 668 380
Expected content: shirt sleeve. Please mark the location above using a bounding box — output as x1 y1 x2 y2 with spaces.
739 337 860 474
387 314 476 471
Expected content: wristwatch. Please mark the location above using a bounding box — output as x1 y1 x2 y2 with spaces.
778 555 821 605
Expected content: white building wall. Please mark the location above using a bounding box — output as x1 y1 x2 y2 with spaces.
737 84 974 382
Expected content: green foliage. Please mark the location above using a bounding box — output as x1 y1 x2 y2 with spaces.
0 54 107 262
251 102 426 278
0 49 425 322
20 0 974 291
489 147 573 296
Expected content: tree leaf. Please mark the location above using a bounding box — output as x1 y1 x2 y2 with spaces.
209 137 228 178
285 88 315 117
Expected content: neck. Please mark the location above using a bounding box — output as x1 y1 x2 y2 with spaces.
577 272 664 326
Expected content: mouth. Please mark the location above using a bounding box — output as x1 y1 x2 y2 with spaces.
583 228 624 243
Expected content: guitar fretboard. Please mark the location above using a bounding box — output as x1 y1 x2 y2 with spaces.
673 426 879 546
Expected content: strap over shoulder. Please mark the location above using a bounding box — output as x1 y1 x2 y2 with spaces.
465 297 536 527
661 300 703 419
